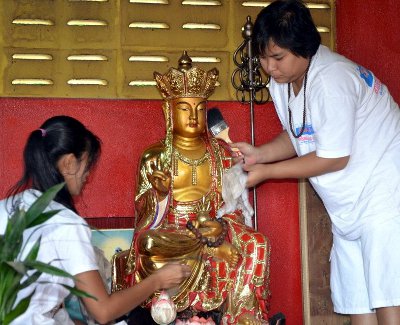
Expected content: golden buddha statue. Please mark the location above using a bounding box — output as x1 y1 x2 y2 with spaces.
121 52 270 325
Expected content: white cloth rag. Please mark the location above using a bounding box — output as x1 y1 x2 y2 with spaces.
217 164 254 227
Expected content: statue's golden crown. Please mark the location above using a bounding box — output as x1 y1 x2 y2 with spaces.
154 51 219 100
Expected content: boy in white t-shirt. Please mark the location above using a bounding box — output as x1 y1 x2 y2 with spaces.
233 0 400 324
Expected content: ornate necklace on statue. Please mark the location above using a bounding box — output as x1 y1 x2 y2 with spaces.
287 58 312 138
168 137 221 220
173 149 211 185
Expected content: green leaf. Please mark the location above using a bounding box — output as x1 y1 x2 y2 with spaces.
18 271 41 290
1 209 26 261
61 284 98 301
23 237 41 263
0 263 22 292
28 210 62 228
25 183 65 228
5 261 27 275
1 272 23 315
2 292 33 325
24 261 76 280
0 182 95 322
0 262 18 286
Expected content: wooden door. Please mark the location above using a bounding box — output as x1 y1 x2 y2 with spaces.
299 180 350 325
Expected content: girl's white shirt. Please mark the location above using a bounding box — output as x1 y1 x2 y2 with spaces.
0 189 99 324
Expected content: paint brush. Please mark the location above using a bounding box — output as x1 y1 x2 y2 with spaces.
207 107 240 152
207 107 232 143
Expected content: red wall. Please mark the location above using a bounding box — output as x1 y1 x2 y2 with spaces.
336 0 400 104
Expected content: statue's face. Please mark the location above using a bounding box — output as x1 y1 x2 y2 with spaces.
171 97 207 138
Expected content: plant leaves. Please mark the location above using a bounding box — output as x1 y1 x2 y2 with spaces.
1 208 26 261
1 272 23 316
19 271 41 290
5 261 27 275
23 237 41 263
25 183 65 228
61 284 98 300
2 292 33 325
0 182 95 323
28 210 62 229
24 261 76 280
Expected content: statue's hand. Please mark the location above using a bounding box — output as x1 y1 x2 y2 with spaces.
147 158 171 201
199 219 223 238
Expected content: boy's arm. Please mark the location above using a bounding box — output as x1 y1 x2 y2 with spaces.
244 151 350 187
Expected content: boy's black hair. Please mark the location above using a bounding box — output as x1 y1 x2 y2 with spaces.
8 115 101 212
252 0 321 58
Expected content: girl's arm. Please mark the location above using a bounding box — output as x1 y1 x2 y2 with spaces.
75 263 190 324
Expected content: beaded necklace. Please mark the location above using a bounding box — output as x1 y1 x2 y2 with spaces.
287 58 312 138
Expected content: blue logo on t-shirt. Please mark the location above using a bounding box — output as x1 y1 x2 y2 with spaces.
357 65 383 95
357 65 373 87
296 124 314 136
296 124 315 144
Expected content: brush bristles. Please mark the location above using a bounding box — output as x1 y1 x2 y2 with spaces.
209 120 228 136
207 107 228 136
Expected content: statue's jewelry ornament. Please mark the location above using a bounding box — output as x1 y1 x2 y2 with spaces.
173 149 211 185
154 51 219 101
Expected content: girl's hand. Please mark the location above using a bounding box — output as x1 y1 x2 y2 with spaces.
153 263 191 290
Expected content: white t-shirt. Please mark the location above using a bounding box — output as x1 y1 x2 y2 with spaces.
270 45 400 240
0 189 98 324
